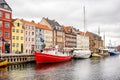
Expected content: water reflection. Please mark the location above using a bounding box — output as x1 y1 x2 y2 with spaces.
1 56 120 80
8 62 36 71
35 61 73 80
0 67 9 80
36 61 72 70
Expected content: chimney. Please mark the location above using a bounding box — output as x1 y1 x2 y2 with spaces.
31 20 35 23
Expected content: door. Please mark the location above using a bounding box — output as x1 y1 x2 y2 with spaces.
5 42 10 53
21 43 23 53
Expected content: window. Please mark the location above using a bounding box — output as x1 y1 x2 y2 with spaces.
21 37 23 40
26 31 27 35
16 43 19 47
0 21 2 26
16 29 19 33
32 32 34 35
12 29 15 32
32 38 34 41
39 29 41 32
5 13 10 19
4 5 8 9
12 36 15 40
29 38 30 41
0 11 2 17
13 43 15 47
0 41 2 46
26 26 27 29
21 30 23 33
5 32 9 38
0 30 2 36
16 36 19 40
17 23 20 27
5 22 10 28
32 26 34 30
26 38 27 41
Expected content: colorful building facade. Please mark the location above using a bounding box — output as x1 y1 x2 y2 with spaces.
22 20 36 54
77 31 89 50
62 26 76 48
86 31 103 51
0 0 12 53
40 17 64 48
12 19 24 53
35 23 52 51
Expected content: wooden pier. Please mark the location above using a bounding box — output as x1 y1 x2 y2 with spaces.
0 54 35 64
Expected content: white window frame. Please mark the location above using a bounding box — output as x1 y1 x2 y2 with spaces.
5 32 10 38
0 30 2 36
5 13 10 19
5 22 10 28
0 21 2 26
0 41 2 47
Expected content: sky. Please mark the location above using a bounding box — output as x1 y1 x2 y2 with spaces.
6 0 120 47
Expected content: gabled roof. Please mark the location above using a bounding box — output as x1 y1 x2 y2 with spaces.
62 25 77 35
62 25 72 33
43 17 64 31
21 19 37 26
0 0 12 11
12 18 25 29
87 32 100 38
21 19 51 30
36 23 52 31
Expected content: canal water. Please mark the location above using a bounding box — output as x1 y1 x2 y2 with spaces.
1 55 120 80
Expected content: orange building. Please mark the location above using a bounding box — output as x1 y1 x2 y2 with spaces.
86 31 104 51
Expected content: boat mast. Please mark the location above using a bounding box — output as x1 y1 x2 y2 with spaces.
103 32 105 48
83 6 86 37
83 6 86 49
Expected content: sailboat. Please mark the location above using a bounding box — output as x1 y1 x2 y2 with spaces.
73 6 91 59
108 40 120 56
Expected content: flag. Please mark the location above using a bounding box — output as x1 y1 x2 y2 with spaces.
40 37 44 43
2 37 7 42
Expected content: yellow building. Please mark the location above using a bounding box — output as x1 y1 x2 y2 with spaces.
12 19 24 53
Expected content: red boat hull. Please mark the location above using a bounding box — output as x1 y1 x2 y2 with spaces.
34 51 72 64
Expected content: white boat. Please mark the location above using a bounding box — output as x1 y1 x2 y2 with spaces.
73 49 91 58
73 6 91 59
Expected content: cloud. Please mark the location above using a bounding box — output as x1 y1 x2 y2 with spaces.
6 0 120 46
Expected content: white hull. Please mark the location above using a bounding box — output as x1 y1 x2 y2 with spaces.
73 50 91 59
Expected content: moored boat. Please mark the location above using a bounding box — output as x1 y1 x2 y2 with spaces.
92 53 103 58
99 49 109 57
0 59 8 67
73 49 91 59
108 51 119 56
34 48 72 64
91 49 109 58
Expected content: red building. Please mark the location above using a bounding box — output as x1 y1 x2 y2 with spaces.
0 0 12 53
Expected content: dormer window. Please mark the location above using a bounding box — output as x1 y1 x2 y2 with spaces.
17 23 20 27
4 4 8 9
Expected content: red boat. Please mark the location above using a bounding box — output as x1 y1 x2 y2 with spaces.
34 48 72 64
